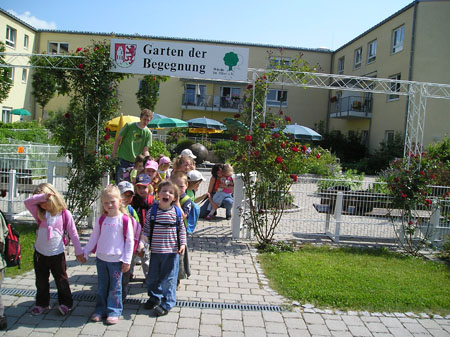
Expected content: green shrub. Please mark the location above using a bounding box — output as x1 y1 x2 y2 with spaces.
212 140 234 162
173 138 195 155
317 169 365 191
148 140 170 159
0 121 53 144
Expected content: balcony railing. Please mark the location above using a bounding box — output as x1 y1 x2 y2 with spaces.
182 94 244 112
330 95 372 119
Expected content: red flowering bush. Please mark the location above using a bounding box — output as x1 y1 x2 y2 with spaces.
382 153 448 255
38 41 126 226
228 55 316 247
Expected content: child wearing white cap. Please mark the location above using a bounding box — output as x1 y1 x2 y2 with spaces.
186 170 208 203
180 149 197 159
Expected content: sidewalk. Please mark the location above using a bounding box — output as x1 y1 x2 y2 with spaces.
1 214 449 337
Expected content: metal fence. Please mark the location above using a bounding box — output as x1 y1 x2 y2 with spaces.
0 143 70 219
231 175 450 246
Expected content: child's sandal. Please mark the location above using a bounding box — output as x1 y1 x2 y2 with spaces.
31 306 49 316
58 304 70 316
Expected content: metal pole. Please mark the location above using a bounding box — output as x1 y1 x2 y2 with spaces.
232 173 244 239
334 192 343 243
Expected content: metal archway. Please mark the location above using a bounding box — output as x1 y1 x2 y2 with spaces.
2 52 450 161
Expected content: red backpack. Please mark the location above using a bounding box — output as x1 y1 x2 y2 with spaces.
1 210 21 268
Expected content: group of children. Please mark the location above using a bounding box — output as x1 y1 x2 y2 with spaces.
22 151 228 325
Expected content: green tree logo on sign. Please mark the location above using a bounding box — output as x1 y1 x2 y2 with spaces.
223 52 239 71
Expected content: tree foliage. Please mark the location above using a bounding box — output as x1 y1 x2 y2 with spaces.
0 42 13 103
38 42 127 226
136 75 168 111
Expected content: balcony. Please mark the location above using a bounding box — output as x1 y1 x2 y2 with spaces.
182 94 244 113
330 96 372 119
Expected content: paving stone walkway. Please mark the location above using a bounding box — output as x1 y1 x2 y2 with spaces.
1 215 449 337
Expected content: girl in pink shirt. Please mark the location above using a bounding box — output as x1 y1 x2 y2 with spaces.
82 185 133 325
24 183 84 316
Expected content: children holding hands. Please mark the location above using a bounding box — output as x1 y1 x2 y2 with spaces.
82 185 134 325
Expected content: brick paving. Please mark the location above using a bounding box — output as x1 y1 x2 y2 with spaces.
1 215 449 336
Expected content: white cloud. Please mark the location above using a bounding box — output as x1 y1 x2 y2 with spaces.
7 10 57 30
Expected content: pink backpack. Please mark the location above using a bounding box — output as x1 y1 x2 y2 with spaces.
92 214 139 254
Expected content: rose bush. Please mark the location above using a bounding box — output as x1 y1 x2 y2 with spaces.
228 55 317 247
383 152 449 255
41 42 127 226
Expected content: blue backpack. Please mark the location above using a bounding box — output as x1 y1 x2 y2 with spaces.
180 195 199 234
148 204 183 250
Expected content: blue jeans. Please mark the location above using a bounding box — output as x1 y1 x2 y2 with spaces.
146 253 179 311
95 258 123 318
115 158 134 183
200 196 233 218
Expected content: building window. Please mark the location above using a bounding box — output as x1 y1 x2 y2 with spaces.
354 48 362 69
8 67 14 81
184 84 206 106
388 74 401 101
385 130 394 144
367 40 377 63
392 25 405 54
267 89 288 107
337 57 345 74
48 42 69 54
361 130 369 146
22 69 27 83
5 26 17 48
24 34 29 49
269 57 291 68
1 108 11 123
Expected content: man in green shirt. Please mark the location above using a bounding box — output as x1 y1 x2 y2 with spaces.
112 109 153 183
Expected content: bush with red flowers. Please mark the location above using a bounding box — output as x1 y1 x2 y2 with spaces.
228 55 318 247
382 153 449 256
36 41 127 226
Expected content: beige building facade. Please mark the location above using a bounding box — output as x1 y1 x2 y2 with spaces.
1 0 449 152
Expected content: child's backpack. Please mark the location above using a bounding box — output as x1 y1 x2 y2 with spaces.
148 204 182 250
0 210 21 268
180 195 199 234
92 213 138 254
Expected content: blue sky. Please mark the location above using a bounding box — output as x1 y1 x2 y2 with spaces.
2 0 413 50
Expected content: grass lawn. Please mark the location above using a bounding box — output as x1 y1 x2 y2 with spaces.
4 223 35 278
258 245 450 315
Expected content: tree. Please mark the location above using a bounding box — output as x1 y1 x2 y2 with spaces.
0 42 13 103
223 52 239 71
38 42 127 226
136 75 168 111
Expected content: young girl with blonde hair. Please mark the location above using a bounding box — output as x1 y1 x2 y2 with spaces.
82 185 134 325
24 183 84 316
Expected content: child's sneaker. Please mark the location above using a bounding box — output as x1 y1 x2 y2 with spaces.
58 304 70 316
90 313 102 322
106 316 119 325
31 306 49 316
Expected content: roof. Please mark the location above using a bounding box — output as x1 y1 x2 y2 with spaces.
0 8 37 31
334 1 415 53
36 29 332 54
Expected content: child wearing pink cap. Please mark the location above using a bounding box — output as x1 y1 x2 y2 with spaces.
144 160 161 193
157 156 171 180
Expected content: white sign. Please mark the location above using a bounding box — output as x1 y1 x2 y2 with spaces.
110 39 249 82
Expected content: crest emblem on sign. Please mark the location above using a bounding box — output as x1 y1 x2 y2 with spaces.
114 43 136 68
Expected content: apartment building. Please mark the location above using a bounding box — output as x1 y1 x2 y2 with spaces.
1 0 449 152
0 10 35 123
329 0 450 151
